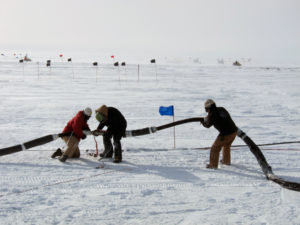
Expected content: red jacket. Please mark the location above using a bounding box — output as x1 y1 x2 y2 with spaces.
62 111 90 141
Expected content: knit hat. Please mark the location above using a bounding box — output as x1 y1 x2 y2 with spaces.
95 105 108 117
204 99 215 108
83 107 92 117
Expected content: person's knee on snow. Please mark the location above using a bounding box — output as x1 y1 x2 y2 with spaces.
53 107 92 162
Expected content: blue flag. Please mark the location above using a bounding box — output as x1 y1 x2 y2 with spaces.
159 105 174 116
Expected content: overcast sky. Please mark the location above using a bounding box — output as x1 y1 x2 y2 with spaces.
0 0 299 62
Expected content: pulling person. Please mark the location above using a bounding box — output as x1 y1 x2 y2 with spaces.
51 107 92 162
93 105 127 163
200 99 237 169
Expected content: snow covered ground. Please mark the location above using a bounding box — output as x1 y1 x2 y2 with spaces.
0 55 300 224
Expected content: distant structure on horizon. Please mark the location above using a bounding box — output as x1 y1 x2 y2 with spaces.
233 60 242 66
24 54 31 62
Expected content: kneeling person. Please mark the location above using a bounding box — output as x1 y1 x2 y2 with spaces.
51 107 92 162
94 105 127 163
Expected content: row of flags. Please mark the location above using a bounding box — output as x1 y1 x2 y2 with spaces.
19 59 156 67
16 53 156 65
10 53 156 67
20 58 156 67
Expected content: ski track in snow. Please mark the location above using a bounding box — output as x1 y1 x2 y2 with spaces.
0 59 300 224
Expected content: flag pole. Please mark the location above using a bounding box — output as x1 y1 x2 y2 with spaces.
158 105 175 148
173 107 176 149
138 64 140 82
155 64 158 81
37 62 40 79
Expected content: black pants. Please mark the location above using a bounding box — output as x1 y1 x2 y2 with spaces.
103 126 126 158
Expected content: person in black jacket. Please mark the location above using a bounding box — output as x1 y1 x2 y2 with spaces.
93 105 127 163
200 99 237 169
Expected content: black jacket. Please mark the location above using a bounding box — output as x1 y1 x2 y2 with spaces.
202 105 237 136
97 107 127 136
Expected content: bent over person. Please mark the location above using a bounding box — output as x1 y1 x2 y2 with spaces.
51 107 92 162
93 105 127 163
200 99 237 169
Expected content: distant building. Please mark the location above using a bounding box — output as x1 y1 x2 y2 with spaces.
233 61 241 66
24 55 31 62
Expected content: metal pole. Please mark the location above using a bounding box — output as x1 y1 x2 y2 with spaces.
173 113 176 149
72 62 75 79
138 64 140 82
155 64 158 81
22 63 24 80
37 62 40 79
96 66 98 83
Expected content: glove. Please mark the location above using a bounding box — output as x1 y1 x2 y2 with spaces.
92 129 104 136
82 134 87 140
83 130 92 136
199 118 204 125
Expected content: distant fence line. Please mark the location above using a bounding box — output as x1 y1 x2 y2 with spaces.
0 60 159 81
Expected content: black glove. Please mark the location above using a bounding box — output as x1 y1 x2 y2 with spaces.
199 118 204 125
82 134 87 140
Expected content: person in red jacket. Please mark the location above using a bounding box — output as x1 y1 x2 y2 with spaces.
51 107 92 162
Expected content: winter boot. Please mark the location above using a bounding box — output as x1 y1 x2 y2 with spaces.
113 153 122 163
51 148 62 158
220 159 230 165
59 155 68 162
113 141 122 163
99 149 113 158
206 164 217 169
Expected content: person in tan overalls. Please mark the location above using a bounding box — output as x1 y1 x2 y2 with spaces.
200 99 237 169
51 107 92 162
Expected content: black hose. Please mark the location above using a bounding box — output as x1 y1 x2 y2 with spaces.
157 117 203 131
237 128 273 177
0 132 72 156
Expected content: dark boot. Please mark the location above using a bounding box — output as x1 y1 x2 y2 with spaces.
51 148 62 158
113 152 122 163
220 159 230 165
206 164 217 169
59 155 68 162
113 140 122 163
99 150 113 158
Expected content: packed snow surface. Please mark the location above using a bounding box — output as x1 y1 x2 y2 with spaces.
0 56 300 224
